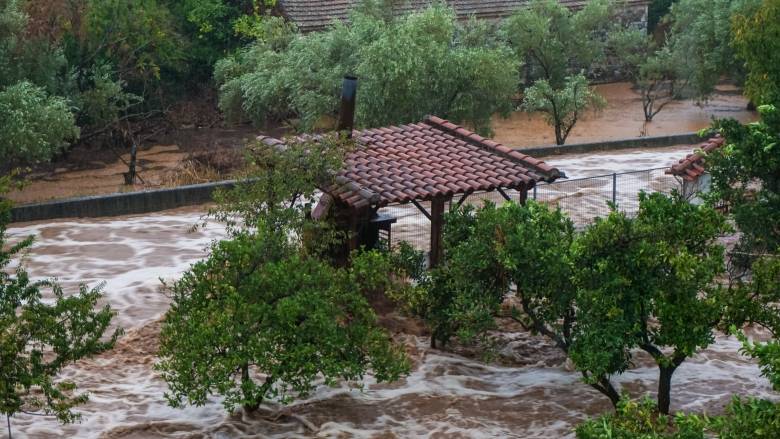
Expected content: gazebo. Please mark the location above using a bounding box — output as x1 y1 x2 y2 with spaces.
303 115 564 266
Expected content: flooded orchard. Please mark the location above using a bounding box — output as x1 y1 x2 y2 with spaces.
6 148 774 439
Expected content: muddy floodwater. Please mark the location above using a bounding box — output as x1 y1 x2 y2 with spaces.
6 148 776 438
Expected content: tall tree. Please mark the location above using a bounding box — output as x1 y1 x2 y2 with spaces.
732 0 780 106
501 0 612 144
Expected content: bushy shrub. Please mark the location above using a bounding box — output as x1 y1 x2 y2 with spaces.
0 81 79 167
576 398 708 439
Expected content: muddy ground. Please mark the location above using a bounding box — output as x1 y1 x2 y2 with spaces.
6 82 756 205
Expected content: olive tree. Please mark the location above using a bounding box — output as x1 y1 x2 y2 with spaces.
215 4 518 135
0 176 120 437
664 0 761 101
501 0 612 144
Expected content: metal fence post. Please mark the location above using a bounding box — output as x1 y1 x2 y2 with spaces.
612 173 617 205
533 185 537 200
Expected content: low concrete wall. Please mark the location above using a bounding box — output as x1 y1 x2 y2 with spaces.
10 132 706 224
517 132 705 158
10 181 237 224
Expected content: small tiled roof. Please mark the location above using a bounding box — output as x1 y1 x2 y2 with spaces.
667 135 726 182
277 116 562 216
278 0 651 33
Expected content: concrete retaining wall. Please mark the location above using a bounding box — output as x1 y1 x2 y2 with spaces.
10 181 237 224
517 132 705 158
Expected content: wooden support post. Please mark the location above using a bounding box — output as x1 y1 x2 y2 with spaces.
429 197 446 268
519 187 528 205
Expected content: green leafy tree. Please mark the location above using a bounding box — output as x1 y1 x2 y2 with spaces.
522 74 606 145
77 0 186 94
609 30 690 122
732 0 780 106
501 0 614 144
570 192 728 414
0 81 79 169
356 5 518 136
215 4 517 135
0 176 121 437
664 0 760 101
157 134 409 412
388 204 509 348
707 105 780 271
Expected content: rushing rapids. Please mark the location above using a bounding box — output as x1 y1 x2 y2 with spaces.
5 148 776 438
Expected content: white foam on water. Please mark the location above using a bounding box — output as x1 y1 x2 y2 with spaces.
4 143 775 438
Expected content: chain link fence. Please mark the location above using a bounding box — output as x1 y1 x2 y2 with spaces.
385 167 681 252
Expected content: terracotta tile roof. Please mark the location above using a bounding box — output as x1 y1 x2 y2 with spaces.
261 116 561 215
278 0 651 33
667 135 726 182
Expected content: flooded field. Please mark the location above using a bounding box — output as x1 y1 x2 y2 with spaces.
492 82 756 147
7 145 774 438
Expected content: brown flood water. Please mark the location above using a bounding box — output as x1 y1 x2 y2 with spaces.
492 82 756 146
6 200 776 438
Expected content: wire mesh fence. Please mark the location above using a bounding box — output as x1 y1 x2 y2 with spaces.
385 167 681 252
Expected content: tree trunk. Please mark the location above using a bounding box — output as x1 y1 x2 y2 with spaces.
6 413 12 439
586 375 621 408
657 365 675 415
241 363 260 412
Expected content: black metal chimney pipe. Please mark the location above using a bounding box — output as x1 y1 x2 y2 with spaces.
337 75 358 138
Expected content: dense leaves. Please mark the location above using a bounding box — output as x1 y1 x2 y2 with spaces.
157 229 409 412
732 0 780 106
215 4 518 135
397 193 728 414
0 81 79 168
501 0 614 144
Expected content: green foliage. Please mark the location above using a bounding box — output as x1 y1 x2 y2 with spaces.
711 397 780 438
408 194 727 412
707 105 780 265
159 129 408 412
501 0 614 144
356 5 517 136
0 176 120 433
157 230 409 412
81 0 186 90
522 74 606 145
732 0 780 106
609 28 690 122
571 192 727 413
0 81 79 167
215 4 518 135
576 397 708 439
665 0 760 100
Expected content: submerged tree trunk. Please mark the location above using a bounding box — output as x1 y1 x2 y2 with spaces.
588 375 621 408
657 365 675 415
241 363 260 412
